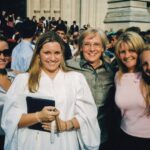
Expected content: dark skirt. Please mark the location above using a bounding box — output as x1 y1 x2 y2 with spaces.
117 129 150 150
0 135 4 150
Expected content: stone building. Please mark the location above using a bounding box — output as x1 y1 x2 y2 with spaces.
105 0 150 31
26 0 150 31
27 0 108 30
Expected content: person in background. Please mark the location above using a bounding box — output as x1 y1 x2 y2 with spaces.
115 31 150 150
11 20 37 72
64 21 69 34
0 35 17 150
67 28 119 150
56 17 64 28
140 45 150 106
125 26 141 35
140 45 150 82
69 21 79 35
15 16 22 25
55 25 72 60
50 17 57 31
144 30 150 44
1 31 100 150
0 11 7 33
31 16 37 24
70 39 79 57
0 35 16 92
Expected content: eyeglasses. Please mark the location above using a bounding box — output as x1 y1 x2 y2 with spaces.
0 49 11 57
83 42 102 49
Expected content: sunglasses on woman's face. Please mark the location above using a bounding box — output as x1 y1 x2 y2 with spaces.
0 49 11 57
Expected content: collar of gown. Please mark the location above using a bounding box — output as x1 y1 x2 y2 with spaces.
41 69 64 81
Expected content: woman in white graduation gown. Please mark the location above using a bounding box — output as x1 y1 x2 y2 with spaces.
1 31 100 150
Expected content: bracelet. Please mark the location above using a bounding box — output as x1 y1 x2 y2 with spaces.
70 120 74 129
64 121 67 131
66 120 74 131
72 118 79 129
35 112 42 123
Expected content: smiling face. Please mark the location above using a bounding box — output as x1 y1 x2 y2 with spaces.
39 42 63 77
118 42 138 73
0 41 10 69
81 33 104 69
141 50 150 77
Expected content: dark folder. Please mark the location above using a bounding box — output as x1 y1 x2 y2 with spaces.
26 96 55 132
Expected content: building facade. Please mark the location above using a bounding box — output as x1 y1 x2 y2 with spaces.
27 0 150 31
104 0 150 31
27 0 107 30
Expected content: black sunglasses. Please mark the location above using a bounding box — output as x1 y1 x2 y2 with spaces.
0 49 11 57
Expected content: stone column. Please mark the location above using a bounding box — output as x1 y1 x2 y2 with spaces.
80 0 89 28
27 0 31 18
71 0 80 23
80 0 108 29
41 0 51 18
32 0 41 17
60 0 80 25
61 0 71 21
51 0 60 19
88 0 96 28
104 0 150 31
95 0 108 29
75 0 81 26
27 0 41 19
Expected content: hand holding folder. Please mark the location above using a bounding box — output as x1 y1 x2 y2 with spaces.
26 96 55 132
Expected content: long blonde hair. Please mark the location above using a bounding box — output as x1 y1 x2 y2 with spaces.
28 31 68 92
115 31 145 79
141 80 150 116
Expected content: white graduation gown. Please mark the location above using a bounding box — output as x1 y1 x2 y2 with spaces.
1 70 100 150
0 93 7 135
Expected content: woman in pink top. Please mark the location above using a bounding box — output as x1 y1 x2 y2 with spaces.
115 32 150 150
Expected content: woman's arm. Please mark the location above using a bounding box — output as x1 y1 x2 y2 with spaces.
42 116 80 132
18 106 59 128
0 74 11 91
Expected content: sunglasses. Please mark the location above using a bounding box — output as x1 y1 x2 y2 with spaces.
0 49 11 57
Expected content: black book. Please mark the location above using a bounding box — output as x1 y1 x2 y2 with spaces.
26 96 55 132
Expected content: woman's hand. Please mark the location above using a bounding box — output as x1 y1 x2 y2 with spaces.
42 116 80 132
41 117 66 132
37 106 59 122
56 117 80 131
18 107 59 128
55 117 66 132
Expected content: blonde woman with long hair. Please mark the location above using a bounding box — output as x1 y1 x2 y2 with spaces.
115 32 150 150
1 31 100 150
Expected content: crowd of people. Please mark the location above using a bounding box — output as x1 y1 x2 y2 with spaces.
0 10 150 150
